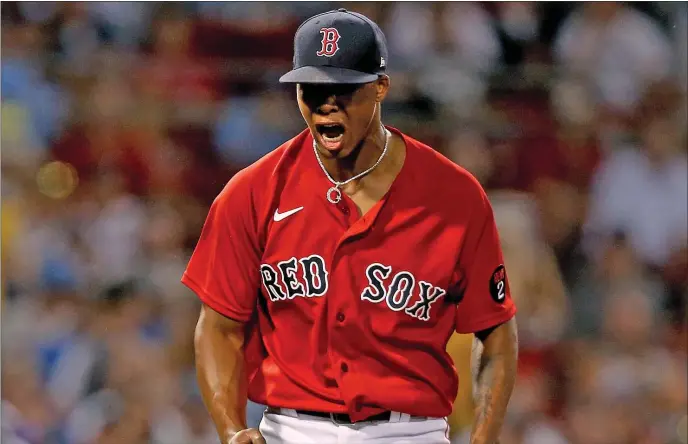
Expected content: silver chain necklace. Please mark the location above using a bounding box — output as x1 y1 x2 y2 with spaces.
313 127 391 204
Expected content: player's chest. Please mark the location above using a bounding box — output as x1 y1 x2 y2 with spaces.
259 200 462 322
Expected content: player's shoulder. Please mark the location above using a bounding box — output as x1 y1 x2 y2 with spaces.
401 129 487 200
214 129 310 207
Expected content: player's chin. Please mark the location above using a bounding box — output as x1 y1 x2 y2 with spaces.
332 143 358 159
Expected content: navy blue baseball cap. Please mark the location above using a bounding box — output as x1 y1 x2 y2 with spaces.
279 9 388 84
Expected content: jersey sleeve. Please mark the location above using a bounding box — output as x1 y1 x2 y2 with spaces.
181 172 262 322
453 187 516 334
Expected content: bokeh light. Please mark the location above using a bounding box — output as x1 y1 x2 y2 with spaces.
36 161 79 199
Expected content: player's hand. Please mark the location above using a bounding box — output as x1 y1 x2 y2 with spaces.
228 428 266 444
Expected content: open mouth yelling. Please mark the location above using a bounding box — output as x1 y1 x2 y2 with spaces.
316 123 345 151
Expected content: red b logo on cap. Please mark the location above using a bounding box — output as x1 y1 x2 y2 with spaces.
317 28 340 57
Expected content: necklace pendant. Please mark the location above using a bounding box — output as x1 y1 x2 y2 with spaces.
327 186 342 204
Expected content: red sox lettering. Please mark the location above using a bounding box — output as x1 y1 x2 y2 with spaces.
260 255 329 301
260 258 446 321
361 263 447 321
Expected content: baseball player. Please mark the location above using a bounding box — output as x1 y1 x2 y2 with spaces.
184 9 518 444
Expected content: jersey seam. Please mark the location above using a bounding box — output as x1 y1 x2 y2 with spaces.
181 272 253 323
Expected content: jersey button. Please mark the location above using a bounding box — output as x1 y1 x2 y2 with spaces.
336 312 345 322
339 205 349 215
341 362 349 373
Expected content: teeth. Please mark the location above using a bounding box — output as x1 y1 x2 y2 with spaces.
323 134 343 142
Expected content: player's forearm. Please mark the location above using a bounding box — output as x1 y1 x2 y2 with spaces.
194 306 249 442
470 319 518 444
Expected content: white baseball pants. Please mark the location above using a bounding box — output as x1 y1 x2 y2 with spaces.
259 408 451 444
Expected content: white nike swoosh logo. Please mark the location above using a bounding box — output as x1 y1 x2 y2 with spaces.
273 206 304 222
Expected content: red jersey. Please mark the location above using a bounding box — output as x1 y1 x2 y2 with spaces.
182 126 516 422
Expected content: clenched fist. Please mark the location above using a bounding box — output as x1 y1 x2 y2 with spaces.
228 428 267 444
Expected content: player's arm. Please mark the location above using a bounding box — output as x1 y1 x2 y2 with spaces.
181 171 264 444
195 304 265 444
453 180 519 444
469 318 518 444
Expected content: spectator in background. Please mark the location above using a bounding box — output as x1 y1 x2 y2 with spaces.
583 95 687 270
490 191 569 352
570 232 669 337
150 395 218 444
553 2 673 116
490 2 549 68
135 8 218 112
51 73 151 195
583 83 687 325
87 2 153 50
523 78 602 286
2 185 86 299
62 285 208 444
194 1 300 30
15 1 59 25
126 105 193 199
443 128 494 187
495 370 568 444
48 2 108 73
213 86 301 167
531 78 601 193
141 202 190 302
385 3 500 118
386 2 501 74
1 175 42 294
563 288 687 443
2 353 62 444
2 22 69 169
79 170 147 290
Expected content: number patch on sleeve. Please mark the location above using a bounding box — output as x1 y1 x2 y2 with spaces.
489 265 507 304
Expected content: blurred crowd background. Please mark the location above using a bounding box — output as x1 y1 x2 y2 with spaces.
1 2 686 444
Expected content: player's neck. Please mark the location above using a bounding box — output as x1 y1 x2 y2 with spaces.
326 124 388 183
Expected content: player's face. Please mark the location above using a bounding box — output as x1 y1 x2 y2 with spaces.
297 76 389 158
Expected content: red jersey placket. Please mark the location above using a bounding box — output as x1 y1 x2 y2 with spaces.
324 186 395 419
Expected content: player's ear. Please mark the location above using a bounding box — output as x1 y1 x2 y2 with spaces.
374 75 390 102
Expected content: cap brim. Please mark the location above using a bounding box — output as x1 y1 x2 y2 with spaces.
279 66 379 84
